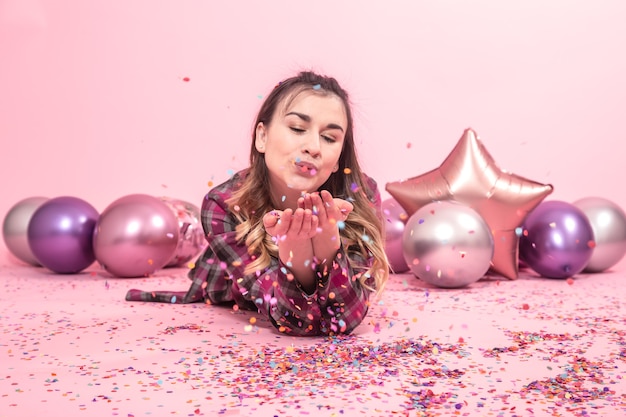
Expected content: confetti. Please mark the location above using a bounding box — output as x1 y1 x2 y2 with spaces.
2 256 624 417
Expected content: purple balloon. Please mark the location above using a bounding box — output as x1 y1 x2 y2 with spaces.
93 194 179 277
27 196 99 273
382 198 409 273
519 200 595 278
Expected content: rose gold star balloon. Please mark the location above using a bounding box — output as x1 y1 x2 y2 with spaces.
386 128 554 279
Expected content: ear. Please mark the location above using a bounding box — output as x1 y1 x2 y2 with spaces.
332 164 339 173
255 122 267 153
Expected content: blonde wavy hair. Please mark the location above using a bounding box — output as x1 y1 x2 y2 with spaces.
226 71 389 296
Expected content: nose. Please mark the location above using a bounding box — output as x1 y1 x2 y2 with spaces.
302 132 321 157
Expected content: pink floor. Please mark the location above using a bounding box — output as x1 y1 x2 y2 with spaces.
1 256 625 417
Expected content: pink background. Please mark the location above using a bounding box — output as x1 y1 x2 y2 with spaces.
2 0 625 258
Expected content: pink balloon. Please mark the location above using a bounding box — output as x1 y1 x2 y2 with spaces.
93 194 179 277
382 198 409 273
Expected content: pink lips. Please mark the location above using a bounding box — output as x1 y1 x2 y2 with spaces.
295 160 318 175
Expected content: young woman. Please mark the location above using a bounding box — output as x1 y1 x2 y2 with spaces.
127 71 389 336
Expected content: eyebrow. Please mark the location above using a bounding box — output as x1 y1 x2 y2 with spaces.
285 111 345 132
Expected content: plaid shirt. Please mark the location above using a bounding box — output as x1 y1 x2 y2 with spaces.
126 171 381 336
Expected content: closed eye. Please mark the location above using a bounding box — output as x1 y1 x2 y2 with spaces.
290 125 339 143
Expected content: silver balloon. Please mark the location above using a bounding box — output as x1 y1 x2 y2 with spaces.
2 196 48 265
160 196 207 267
402 200 494 288
382 198 409 273
573 197 626 272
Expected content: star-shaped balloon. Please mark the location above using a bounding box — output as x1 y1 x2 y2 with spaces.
386 128 553 279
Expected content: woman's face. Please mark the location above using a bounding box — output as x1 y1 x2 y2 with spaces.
255 90 347 208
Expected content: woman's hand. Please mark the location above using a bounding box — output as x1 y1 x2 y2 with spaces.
299 190 352 233
262 208 319 243
263 207 318 293
298 190 353 264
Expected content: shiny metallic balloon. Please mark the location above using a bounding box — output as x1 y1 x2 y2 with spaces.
381 198 409 273
27 196 99 273
519 200 595 278
402 200 494 288
93 194 179 277
573 197 626 272
386 128 553 280
2 196 49 265
160 196 207 267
